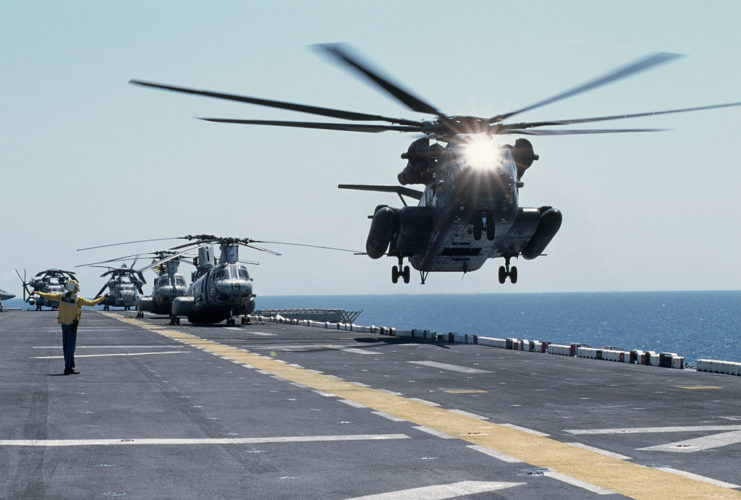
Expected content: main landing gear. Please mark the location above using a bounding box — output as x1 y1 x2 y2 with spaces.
391 257 410 284
472 211 495 241
498 256 518 284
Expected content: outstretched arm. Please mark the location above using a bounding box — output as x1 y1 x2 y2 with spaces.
79 295 106 307
36 291 61 301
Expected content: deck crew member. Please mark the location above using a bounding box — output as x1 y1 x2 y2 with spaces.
35 281 107 375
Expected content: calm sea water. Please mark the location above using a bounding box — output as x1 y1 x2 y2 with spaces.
256 291 741 365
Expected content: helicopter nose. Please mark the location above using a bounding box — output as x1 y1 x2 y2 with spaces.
215 279 252 297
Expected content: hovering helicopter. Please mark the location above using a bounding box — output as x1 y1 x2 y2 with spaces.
88 265 146 311
78 234 355 325
0 288 15 312
15 269 76 309
130 45 741 284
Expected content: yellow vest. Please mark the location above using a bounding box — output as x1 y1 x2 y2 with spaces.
37 292 106 325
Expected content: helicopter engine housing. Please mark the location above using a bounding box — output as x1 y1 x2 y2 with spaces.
137 296 154 313
398 138 441 185
395 206 434 255
366 206 398 259
522 207 562 260
172 295 195 317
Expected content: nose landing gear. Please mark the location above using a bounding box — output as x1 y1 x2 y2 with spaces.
391 258 411 284
472 211 495 241
498 256 518 284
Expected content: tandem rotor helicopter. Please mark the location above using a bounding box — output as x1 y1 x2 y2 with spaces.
78 234 355 325
130 45 741 285
15 269 77 310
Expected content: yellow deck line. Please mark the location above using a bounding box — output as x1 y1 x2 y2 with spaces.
104 313 740 499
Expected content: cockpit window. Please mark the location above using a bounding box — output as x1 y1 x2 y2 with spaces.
238 268 249 280
175 276 186 286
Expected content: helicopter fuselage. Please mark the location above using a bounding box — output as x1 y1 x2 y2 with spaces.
364 137 562 283
172 244 256 324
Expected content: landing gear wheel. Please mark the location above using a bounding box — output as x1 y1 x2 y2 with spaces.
226 317 235 326
402 266 410 284
498 266 507 284
472 217 482 241
510 266 518 284
240 316 246 325
391 265 399 284
174 317 181 326
486 213 495 240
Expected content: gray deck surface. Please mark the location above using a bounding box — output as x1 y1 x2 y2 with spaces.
1 310 739 499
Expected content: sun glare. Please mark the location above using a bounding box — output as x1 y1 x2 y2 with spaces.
461 135 502 169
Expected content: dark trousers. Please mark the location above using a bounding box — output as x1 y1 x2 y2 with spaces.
61 321 79 370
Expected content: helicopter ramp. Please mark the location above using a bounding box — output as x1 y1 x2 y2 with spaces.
1 309 739 499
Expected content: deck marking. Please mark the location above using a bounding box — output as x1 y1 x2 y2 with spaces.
413 426 456 440
0 434 410 447
450 409 489 420
407 360 491 374
565 425 741 435
31 351 187 359
467 444 523 463
501 423 549 437
33 345 183 349
679 385 722 390
566 442 631 460
543 471 615 495
346 480 523 499
103 312 741 499
372 411 405 422
638 429 741 453
648 466 740 489
443 389 487 394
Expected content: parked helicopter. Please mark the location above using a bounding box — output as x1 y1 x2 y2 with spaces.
88 265 146 311
78 234 355 325
131 45 741 284
135 251 189 320
0 288 15 311
16 269 76 309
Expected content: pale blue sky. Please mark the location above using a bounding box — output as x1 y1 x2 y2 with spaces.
2 0 740 297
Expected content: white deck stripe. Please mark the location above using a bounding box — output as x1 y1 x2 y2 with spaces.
650 467 740 490
413 426 455 440
407 360 491 374
33 345 183 349
638 429 741 452
467 444 523 463
0 434 410 447
544 471 615 495
346 480 523 499
31 351 187 359
565 425 741 435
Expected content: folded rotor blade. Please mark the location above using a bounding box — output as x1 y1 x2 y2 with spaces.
490 52 683 123
130 79 422 126
139 247 196 272
198 118 421 133
253 240 360 253
242 243 282 256
77 237 180 251
316 43 445 117
505 128 667 135
499 100 741 130
95 283 109 299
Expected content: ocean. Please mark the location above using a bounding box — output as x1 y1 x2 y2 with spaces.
256 291 741 366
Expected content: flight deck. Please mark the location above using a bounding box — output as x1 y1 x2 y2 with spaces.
1 310 739 499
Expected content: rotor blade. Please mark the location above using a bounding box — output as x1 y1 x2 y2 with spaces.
252 240 360 253
490 52 683 123
499 100 741 130
95 283 108 299
505 127 667 135
241 243 282 256
130 80 422 127
77 237 180 251
75 254 146 267
198 118 421 133
316 43 445 116
238 260 260 266
138 247 197 272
